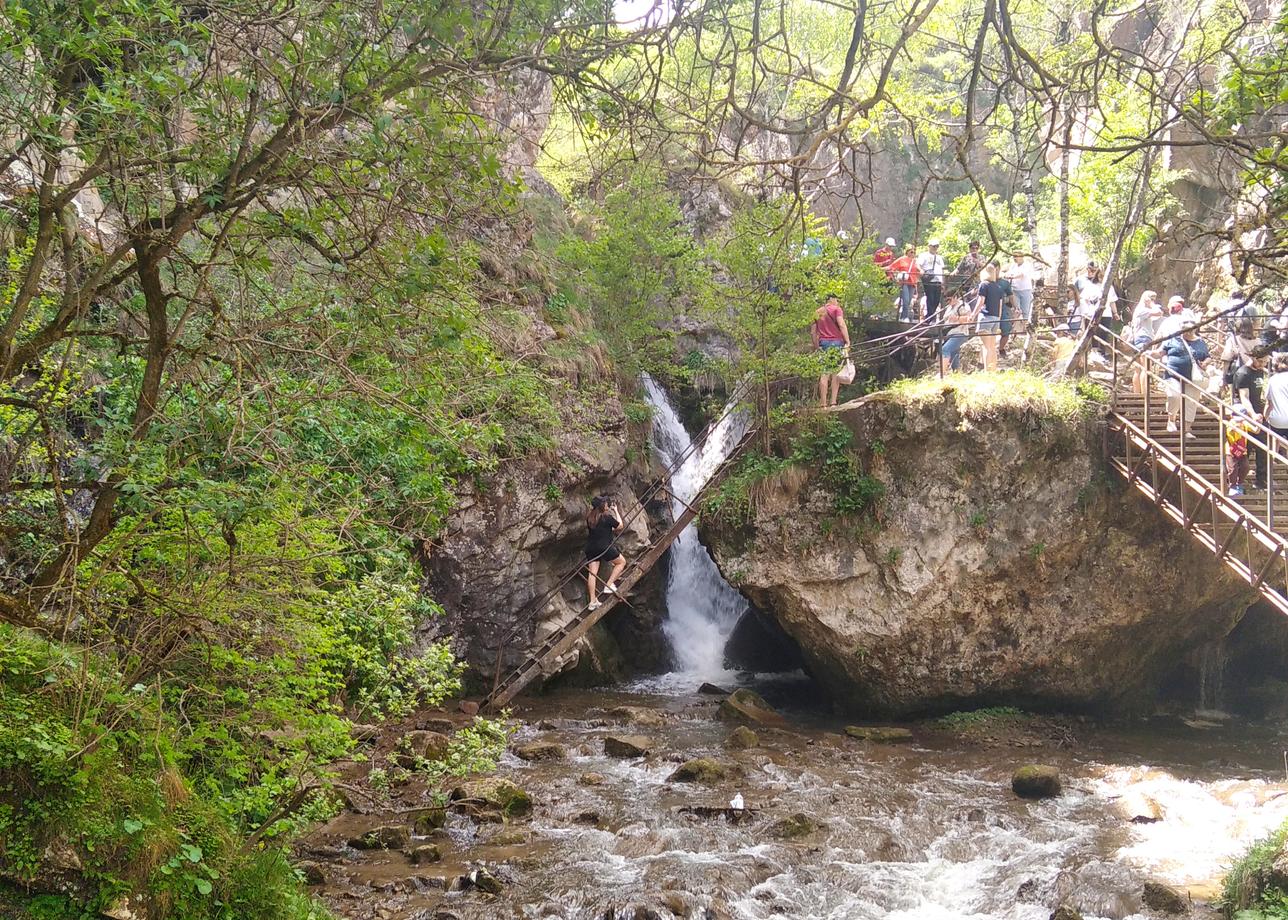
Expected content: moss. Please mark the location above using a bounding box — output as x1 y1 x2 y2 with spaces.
885 370 1100 423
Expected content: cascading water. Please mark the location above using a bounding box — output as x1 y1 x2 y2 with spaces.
640 375 749 679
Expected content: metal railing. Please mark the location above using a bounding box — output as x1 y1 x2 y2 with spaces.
1097 329 1288 612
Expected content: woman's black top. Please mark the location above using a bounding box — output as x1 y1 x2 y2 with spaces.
586 515 619 556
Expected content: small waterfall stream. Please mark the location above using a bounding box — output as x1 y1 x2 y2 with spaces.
640 375 749 682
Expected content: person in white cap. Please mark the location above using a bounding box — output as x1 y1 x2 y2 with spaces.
917 240 946 322
873 237 896 278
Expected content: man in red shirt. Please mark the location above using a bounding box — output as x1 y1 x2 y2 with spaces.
873 237 896 278
811 295 851 408
889 245 923 321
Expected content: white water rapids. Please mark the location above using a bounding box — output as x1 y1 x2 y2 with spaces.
639 375 750 684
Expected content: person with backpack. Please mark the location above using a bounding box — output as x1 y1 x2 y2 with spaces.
1225 408 1256 497
585 496 626 611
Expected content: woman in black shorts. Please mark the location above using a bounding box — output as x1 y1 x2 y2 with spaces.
585 496 626 610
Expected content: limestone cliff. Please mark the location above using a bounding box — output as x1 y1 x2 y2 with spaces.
704 378 1256 715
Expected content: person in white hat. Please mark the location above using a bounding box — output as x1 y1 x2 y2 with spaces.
873 237 896 278
917 240 946 322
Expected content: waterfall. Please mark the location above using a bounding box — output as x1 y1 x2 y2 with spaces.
640 375 749 679
1197 638 1229 716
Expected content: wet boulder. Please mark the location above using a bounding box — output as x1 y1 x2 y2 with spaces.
1049 908 1083 920
407 844 442 865
579 772 608 785
844 725 913 743
728 726 759 749
349 825 410 850
463 865 503 894
1011 765 1062 799
666 757 738 784
610 705 670 728
449 777 532 819
717 689 786 727
699 682 730 695
489 828 528 846
394 730 452 767
295 860 326 885
604 734 653 757
513 739 566 761
413 808 447 834
1141 881 1188 914
765 812 825 839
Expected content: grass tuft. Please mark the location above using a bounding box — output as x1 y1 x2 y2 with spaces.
886 370 1101 423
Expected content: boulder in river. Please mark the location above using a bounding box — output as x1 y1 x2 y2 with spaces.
609 705 670 728
728 726 759 749
407 844 442 865
1049 908 1083 920
604 734 654 757
579 772 607 785
349 825 410 850
699 682 730 695
464 866 503 894
717 688 786 727
449 777 532 819
667 757 738 784
413 808 447 834
1141 881 1188 914
766 812 825 839
513 739 567 761
844 725 913 742
1011 765 1062 799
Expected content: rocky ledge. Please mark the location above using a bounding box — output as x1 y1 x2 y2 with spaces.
704 376 1255 715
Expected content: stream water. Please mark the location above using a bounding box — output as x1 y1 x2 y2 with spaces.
312 383 1288 920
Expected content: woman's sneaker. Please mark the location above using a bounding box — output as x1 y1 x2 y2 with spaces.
588 599 602 611
602 584 618 595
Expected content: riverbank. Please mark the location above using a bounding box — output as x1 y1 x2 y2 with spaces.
302 681 1288 919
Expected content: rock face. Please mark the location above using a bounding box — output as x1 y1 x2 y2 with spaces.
704 386 1254 715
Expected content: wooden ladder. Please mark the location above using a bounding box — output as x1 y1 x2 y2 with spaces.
481 429 757 711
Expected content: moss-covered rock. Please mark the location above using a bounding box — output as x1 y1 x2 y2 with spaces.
727 726 759 749
1011 765 1062 799
765 813 825 839
667 757 738 784
450 777 533 818
1141 881 1187 914
349 825 409 850
609 705 670 728
407 844 441 865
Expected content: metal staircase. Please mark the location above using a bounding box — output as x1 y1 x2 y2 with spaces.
1098 331 1288 613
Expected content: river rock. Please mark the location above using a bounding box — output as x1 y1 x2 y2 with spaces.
701 386 1258 714
766 812 825 839
449 777 532 818
349 723 381 743
611 705 671 728
1011 765 1062 799
395 730 452 767
490 829 528 846
604 734 654 757
464 866 503 894
349 825 410 850
717 689 786 727
414 808 447 834
513 739 567 761
844 725 913 742
728 726 759 749
699 682 730 695
295 861 326 885
1114 791 1163 823
580 772 608 785
667 757 737 784
1141 881 1188 914
1049 908 1083 920
408 844 442 865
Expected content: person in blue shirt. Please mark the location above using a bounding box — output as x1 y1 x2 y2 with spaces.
1158 327 1210 434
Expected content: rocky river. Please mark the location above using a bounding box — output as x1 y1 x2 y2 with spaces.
305 675 1288 920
